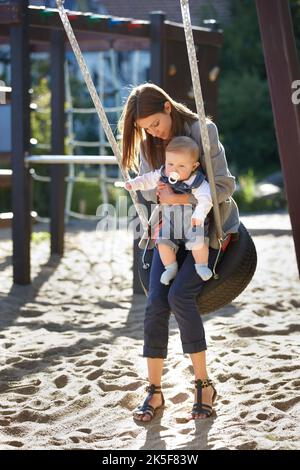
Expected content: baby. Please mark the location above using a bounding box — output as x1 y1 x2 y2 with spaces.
125 136 213 285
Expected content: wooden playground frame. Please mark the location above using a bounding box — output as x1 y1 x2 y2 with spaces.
0 0 224 288
0 0 299 287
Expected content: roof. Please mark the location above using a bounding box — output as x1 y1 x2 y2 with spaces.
31 1 231 27
93 0 231 26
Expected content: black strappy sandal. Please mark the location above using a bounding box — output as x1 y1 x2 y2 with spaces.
191 378 217 419
133 384 165 422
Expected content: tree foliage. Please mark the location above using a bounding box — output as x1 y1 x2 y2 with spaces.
213 0 299 177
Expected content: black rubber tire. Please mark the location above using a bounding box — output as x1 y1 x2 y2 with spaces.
138 222 257 315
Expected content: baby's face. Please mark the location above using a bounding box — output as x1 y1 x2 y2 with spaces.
165 150 199 181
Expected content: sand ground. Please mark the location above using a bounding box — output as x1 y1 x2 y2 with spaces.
0 212 299 450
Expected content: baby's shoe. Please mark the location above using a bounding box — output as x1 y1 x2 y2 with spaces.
195 263 212 281
160 262 178 285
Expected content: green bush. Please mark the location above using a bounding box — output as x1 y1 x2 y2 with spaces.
0 187 11 213
234 170 287 213
216 0 294 178
70 180 130 216
219 72 279 177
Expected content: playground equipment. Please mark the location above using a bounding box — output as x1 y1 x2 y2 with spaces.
0 0 223 287
30 54 125 223
51 0 257 314
1 0 299 304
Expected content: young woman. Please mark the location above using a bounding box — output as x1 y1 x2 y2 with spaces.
119 83 239 422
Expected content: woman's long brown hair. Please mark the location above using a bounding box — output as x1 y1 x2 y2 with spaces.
119 83 198 173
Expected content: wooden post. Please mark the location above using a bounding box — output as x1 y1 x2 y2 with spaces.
11 0 31 284
256 0 300 275
50 29 65 255
150 11 166 87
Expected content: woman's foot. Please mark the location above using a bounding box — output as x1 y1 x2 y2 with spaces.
189 378 217 420
133 384 165 422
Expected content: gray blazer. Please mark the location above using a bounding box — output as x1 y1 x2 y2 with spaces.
138 119 240 250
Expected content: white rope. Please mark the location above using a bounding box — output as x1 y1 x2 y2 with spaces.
55 0 148 231
180 0 224 241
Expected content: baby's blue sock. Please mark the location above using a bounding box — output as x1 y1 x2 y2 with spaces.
160 262 178 285
195 263 213 281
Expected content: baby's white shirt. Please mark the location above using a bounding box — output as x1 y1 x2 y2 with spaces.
128 170 212 223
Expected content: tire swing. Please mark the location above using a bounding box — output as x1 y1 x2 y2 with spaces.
138 222 257 315
138 0 257 315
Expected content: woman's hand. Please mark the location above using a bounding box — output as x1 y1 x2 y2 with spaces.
156 182 190 205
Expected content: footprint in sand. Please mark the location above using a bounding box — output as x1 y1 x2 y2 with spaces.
254 308 271 317
54 400 65 406
242 399 257 406
79 385 91 395
272 396 300 412
117 392 138 410
119 359 134 367
169 392 189 404
269 354 293 360
6 383 40 395
216 373 229 383
245 378 268 385
232 373 248 381
11 409 49 424
86 370 102 381
76 428 92 434
54 374 69 389
270 365 298 373
268 381 289 391
256 413 269 420
235 326 264 337
5 357 22 365
235 441 257 450
0 418 11 426
291 379 300 388
89 359 106 367
96 351 108 358
290 299 300 308
5 441 24 448
20 308 43 318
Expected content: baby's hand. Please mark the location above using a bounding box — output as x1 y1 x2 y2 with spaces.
191 218 203 227
125 181 133 191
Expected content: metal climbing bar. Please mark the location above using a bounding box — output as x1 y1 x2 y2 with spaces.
25 155 118 165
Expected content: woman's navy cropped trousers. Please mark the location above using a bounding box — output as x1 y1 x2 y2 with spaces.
143 244 218 358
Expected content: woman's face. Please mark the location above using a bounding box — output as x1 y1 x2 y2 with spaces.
136 101 172 140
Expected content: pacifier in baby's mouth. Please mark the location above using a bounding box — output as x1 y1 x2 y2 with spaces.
168 172 180 184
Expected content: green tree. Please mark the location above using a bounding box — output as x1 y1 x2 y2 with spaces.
216 0 282 178
206 0 298 179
